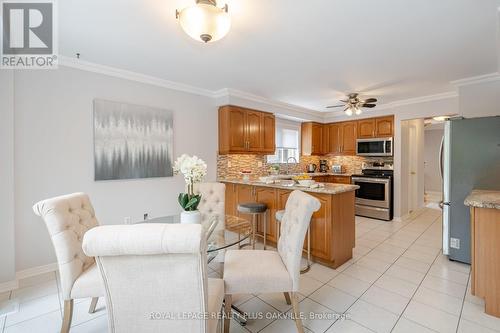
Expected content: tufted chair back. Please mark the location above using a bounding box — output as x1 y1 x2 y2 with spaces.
194 182 225 229
33 193 99 300
83 223 208 333
277 190 321 291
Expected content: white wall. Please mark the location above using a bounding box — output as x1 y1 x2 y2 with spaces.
12 67 217 272
0 71 16 286
424 128 444 193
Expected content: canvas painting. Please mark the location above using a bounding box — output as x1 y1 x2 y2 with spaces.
93 99 173 180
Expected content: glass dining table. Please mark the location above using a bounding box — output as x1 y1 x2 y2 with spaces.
135 213 253 325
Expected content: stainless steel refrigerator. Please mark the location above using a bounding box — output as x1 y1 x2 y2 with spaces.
441 116 500 263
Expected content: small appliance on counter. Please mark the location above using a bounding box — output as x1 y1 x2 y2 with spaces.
352 162 393 221
306 163 317 173
319 160 329 173
331 164 344 174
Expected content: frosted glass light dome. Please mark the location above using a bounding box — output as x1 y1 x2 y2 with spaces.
177 0 231 43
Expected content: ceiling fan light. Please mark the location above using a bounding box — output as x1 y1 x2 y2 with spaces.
177 1 231 43
354 107 362 115
345 108 353 116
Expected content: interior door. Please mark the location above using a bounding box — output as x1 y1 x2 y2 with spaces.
228 108 246 151
246 111 263 152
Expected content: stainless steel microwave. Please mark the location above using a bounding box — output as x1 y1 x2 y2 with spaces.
356 137 393 156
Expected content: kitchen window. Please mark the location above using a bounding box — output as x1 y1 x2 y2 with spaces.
267 119 300 164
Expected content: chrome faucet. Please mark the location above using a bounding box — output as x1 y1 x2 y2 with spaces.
285 157 298 174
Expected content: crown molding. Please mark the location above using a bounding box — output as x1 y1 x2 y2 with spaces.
450 72 500 87
213 88 324 121
58 56 215 98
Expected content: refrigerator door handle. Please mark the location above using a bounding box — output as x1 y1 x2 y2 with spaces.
439 136 444 179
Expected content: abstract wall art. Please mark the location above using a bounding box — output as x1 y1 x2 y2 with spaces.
93 99 173 180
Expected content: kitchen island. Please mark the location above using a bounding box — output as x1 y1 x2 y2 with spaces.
465 189 500 318
220 178 359 268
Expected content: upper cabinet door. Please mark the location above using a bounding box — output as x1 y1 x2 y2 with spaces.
246 110 263 151
375 116 394 137
262 113 276 153
311 123 324 155
340 121 357 155
218 106 275 154
328 123 341 154
357 118 376 138
219 106 246 153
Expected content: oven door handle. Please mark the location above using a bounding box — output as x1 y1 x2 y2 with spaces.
352 177 390 183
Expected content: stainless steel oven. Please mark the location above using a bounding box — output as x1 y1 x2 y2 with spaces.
352 169 393 220
356 137 393 156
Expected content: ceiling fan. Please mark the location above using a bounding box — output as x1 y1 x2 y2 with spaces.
326 93 378 116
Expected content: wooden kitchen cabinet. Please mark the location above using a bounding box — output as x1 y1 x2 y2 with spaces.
255 187 278 243
301 122 325 155
262 113 276 153
339 121 357 155
218 105 276 154
312 175 352 184
356 116 394 138
375 116 394 137
357 118 376 138
327 123 341 154
223 182 356 268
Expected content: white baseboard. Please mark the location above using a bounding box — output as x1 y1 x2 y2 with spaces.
0 263 58 293
15 263 58 280
0 280 18 294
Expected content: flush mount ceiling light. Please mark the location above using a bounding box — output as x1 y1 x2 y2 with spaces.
176 0 231 43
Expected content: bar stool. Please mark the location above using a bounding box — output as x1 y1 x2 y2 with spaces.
276 209 312 274
237 202 268 250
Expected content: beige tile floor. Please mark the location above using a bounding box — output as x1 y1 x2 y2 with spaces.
2 208 500 332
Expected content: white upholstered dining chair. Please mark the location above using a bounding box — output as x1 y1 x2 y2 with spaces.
194 182 226 226
33 192 104 333
223 190 321 333
194 182 226 261
82 223 225 333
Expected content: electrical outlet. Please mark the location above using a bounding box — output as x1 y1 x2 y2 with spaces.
227 161 232 168
450 238 460 249
124 217 131 224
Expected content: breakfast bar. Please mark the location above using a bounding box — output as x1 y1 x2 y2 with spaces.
220 178 359 268
465 189 500 318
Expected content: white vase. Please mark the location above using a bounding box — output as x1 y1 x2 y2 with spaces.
180 210 201 224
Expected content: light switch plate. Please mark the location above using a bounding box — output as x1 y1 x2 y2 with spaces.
450 238 460 249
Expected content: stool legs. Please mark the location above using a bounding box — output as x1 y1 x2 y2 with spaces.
252 214 257 249
263 210 267 250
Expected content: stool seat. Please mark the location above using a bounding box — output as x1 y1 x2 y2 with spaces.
237 202 267 214
275 210 285 222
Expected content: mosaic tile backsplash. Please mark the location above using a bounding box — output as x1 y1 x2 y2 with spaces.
217 154 393 179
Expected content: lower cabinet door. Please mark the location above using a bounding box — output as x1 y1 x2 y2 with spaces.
255 187 277 243
276 190 331 261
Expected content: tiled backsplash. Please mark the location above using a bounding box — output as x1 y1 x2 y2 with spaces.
217 154 393 179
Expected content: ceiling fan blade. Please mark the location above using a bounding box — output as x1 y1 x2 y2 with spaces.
340 99 348 103
363 98 378 103
361 104 376 108
326 105 345 108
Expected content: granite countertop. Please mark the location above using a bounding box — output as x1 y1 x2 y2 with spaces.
219 178 359 195
464 190 500 210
